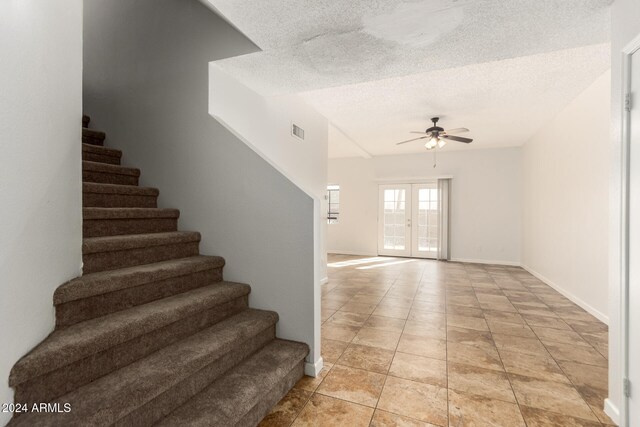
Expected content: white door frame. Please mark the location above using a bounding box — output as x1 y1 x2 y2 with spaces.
377 182 439 259
619 31 640 427
378 184 412 257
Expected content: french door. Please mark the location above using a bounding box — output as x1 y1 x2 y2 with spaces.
378 183 439 258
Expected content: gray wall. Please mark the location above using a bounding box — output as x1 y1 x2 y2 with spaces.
83 0 317 365
0 1 83 424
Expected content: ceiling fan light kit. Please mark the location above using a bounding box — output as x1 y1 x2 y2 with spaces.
396 117 473 151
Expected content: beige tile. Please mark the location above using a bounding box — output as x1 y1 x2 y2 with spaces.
397 334 447 360
492 333 549 356
410 300 446 313
509 374 598 422
340 301 377 314
446 326 495 349
576 386 617 425
447 295 480 307
337 344 394 374
322 299 346 310
352 328 401 350
322 339 349 363
447 314 490 331
377 376 448 426
446 304 485 318
292 393 374 427
403 320 447 340
379 296 414 308
350 294 384 305
447 342 504 371
564 319 608 334
519 406 602 427
487 320 537 338
448 362 516 403
372 304 411 319
498 349 570 383
321 307 337 322
295 362 333 392
407 309 447 324
259 387 311 427
531 326 591 346
325 311 370 328
448 389 525 426
522 314 571 330
316 365 385 407
363 315 406 333
389 352 447 387
544 341 608 366
370 410 439 427
557 361 608 390
484 310 526 325
322 323 359 342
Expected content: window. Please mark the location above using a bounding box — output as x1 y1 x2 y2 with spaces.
327 185 340 224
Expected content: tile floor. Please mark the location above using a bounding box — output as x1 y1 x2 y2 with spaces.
260 255 614 426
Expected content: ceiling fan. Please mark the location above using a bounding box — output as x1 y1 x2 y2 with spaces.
396 117 473 149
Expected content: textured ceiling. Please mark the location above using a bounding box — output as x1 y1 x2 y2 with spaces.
206 0 612 157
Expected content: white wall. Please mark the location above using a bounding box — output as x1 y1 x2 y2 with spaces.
328 147 522 265
209 65 329 282
522 70 610 324
609 1 640 423
0 2 83 425
83 0 320 373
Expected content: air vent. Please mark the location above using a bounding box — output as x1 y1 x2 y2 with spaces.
292 123 305 140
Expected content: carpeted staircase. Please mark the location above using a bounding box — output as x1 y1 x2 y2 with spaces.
7 115 309 426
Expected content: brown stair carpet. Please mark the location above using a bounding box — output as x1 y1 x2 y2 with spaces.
7 115 308 426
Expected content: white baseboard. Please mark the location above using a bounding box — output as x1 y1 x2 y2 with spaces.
604 398 620 425
521 264 609 325
320 277 328 285
327 250 378 257
305 357 324 377
450 258 522 267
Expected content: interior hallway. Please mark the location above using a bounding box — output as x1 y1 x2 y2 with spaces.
260 254 613 426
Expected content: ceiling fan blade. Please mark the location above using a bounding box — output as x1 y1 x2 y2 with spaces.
443 128 469 134
441 134 473 143
396 136 428 145
410 131 427 134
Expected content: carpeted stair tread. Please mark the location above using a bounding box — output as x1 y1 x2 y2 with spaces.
83 183 159 208
82 128 105 140
82 128 105 146
82 160 139 178
83 207 179 220
82 231 200 254
82 115 90 127
54 256 225 305
157 339 309 427
8 309 278 427
82 143 121 158
83 182 158 196
9 282 251 387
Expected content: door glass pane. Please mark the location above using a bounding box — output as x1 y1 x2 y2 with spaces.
382 188 406 250
416 185 439 253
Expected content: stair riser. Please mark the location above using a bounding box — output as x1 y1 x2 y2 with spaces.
83 217 178 237
83 151 121 165
14 296 249 406
56 267 223 326
83 242 199 274
83 192 158 208
82 135 104 146
240 360 305 427
83 170 139 186
115 326 276 427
